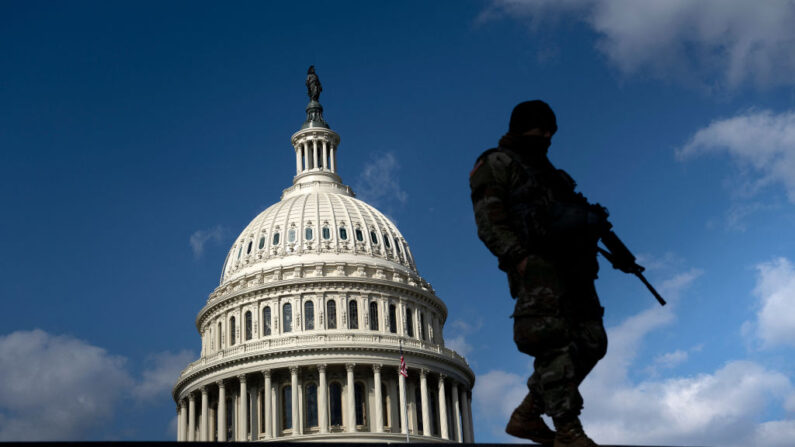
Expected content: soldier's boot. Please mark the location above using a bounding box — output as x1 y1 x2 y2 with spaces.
552 416 598 447
505 393 555 446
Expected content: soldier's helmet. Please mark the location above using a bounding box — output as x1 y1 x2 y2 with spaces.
509 100 557 136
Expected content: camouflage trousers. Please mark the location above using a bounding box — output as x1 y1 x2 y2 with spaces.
512 281 607 419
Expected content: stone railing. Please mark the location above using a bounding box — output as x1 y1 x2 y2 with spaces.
178 332 469 381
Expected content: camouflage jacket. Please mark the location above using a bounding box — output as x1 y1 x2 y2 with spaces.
469 145 600 290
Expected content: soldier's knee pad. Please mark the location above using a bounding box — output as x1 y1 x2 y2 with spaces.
514 316 569 356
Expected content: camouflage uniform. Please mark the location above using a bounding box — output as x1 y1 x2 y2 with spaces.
470 137 607 421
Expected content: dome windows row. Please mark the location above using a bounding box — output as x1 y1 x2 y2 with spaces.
224 222 412 281
202 297 442 354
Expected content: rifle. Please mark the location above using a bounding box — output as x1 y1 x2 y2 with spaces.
591 206 666 306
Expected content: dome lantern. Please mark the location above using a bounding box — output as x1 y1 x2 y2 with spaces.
289 66 345 191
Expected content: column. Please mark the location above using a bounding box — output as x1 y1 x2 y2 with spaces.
451 382 462 442
238 375 247 441
200 386 209 441
217 381 227 442
312 139 318 170
460 387 472 442
263 370 272 438
188 393 196 442
178 401 186 441
438 375 449 440
330 145 336 171
302 143 309 171
318 364 328 434
420 370 430 436
290 366 299 436
322 140 328 170
295 147 301 174
398 368 408 435
346 363 356 432
373 364 384 432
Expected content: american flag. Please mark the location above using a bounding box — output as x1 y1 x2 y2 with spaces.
399 346 408 378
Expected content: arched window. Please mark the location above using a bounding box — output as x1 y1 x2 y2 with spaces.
420 313 426 341
288 228 296 243
339 227 348 240
305 383 318 427
369 301 379 331
229 316 236 346
322 226 330 240
263 306 272 336
384 234 391 249
304 301 314 330
406 308 414 337
415 385 423 433
237 245 242 259
245 311 253 341
348 300 358 329
389 304 397 333
273 232 280 245
283 303 293 333
258 236 265 249
327 300 337 329
246 241 252 254
355 228 364 242
354 382 366 426
282 385 292 430
370 230 378 244
217 321 222 348
329 382 343 426
305 227 313 241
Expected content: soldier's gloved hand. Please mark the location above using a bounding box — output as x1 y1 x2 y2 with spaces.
587 203 612 236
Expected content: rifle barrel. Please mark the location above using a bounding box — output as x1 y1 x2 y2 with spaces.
634 271 667 306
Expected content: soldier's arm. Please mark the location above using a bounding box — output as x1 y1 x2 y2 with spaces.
469 153 529 271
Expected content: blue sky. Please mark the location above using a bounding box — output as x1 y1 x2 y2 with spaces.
2 1 795 444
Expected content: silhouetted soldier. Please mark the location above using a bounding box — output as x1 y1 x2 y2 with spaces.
470 101 608 447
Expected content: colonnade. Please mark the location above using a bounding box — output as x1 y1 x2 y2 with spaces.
176 363 474 442
295 137 337 175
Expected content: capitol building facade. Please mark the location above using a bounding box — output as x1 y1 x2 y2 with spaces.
172 71 475 442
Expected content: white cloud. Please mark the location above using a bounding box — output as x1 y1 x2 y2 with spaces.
445 335 473 358
354 152 408 211
132 350 195 403
677 110 795 204
481 0 795 88
444 318 482 359
0 330 132 440
650 349 688 370
583 360 794 446
472 370 527 438
747 257 795 349
189 225 227 259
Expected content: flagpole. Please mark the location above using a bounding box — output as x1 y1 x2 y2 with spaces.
400 339 409 444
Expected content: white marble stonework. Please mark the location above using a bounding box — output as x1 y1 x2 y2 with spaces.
172 91 475 443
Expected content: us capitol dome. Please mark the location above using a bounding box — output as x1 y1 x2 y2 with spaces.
173 68 475 443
